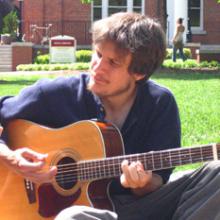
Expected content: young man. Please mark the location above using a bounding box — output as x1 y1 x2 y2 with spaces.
0 12 219 220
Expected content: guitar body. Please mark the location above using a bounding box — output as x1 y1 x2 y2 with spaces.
0 120 124 220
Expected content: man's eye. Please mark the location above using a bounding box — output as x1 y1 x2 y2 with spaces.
96 51 102 58
110 59 120 66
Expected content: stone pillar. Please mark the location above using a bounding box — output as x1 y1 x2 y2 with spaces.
167 0 175 45
11 42 33 71
167 0 188 45
174 0 188 42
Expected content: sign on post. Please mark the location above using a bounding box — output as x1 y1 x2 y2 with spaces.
50 35 76 63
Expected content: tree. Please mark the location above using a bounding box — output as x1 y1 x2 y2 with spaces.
0 0 14 33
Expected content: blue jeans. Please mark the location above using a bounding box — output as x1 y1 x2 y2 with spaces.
172 46 186 62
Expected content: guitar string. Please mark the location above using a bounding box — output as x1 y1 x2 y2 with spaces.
55 154 214 184
55 147 213 170
55 155 215 184
54 149 213 175
55 154 213 179
54 152 214 183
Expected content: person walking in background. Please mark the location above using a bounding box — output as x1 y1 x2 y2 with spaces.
172 18 187 62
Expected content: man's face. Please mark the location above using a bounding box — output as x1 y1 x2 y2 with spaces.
88 41 143 98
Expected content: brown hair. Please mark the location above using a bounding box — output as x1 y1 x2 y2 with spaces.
92 12 166 80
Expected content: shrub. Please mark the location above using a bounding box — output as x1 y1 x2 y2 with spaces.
165 48 192 60
166 49 172 59
76 50 92 62
163 59 220 69
199 61 209 68
34 54 50 64
209 60 219 68
34 50 93 64
182 59 198 68
16 63 90 71
163 59 199 69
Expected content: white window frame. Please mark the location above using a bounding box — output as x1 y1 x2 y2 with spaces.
92 0 145 22
188 0 204 33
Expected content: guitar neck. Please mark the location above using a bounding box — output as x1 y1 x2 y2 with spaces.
78 143 220 181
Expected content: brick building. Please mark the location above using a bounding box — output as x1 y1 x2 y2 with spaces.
17 0 220 48
19 0 167 46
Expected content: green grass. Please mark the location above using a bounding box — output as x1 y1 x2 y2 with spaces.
0 71 220 171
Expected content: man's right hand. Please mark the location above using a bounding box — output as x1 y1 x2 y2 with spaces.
0 145 57 184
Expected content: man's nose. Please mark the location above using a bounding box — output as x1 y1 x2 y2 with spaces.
92 57 106 72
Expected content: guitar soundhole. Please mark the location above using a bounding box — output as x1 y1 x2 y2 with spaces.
56 156 77 190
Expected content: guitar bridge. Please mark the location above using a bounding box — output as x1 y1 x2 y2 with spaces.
24 179 36 204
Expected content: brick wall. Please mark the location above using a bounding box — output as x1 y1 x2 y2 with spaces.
12 43 33 71
21 0 91 45
192 0 220 44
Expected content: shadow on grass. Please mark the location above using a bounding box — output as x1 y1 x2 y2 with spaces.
0 79 36 85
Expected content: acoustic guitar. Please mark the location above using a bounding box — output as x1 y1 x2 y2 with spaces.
0 119 219 219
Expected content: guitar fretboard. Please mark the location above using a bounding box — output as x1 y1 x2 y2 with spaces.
77 144 219 181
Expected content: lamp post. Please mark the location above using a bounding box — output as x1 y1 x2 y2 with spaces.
18 0 24 41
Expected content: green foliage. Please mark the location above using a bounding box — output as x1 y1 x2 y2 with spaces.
166 48 192 59
76 50 92 62
34 54 50 64
16 63 90 71
2 11 18 38
80 0 92 3
163 59 220 69
34 50 92 64
199 60 220 68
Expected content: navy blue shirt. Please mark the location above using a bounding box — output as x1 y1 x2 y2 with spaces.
0 74 181 194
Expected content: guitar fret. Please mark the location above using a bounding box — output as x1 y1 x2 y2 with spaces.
170 149 181 166
202 146 213 161
161 151 171 168
151 152 155 170
191 148 203 163
180 149 191 165
144 154 154 170
199 147 203 162
113 158 117 176
78 144 216 182
189 148 193 163
153 152 162 169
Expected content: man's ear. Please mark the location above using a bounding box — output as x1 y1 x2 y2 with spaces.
133 73 145 82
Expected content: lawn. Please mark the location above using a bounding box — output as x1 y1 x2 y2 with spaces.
0 71 220 171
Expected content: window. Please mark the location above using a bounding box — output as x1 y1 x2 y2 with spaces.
188 0 203 30
108 0 127 15
133 0 142 13
93 0 102 21
92 0 144 21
